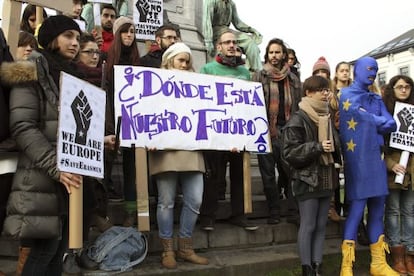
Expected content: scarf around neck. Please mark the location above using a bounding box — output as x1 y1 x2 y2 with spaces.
263 63 292 138
216 53 245 67
299 97 334 165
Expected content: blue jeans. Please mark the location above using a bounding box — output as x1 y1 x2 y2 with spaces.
156 171 204 239
385 188 414 251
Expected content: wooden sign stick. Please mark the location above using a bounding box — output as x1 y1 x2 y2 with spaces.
243 151 252 213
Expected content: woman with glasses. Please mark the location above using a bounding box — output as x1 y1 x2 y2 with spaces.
77 33 102 84
282 75 341 276
383 75 414 275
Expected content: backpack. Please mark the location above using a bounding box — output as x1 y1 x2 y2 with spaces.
87 226 148 272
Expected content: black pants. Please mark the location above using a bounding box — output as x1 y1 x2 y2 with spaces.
0 173 13 233
200 151 244 219
257 139 284 216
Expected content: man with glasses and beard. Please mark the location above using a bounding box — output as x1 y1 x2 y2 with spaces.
203 0 263 71
199 30 258 232
139 24 180 68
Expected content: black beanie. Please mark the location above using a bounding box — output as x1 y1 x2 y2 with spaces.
38 15 81 49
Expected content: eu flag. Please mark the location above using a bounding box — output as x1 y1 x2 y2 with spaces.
339 86 396 200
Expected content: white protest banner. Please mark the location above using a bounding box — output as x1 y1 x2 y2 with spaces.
389 101 414 152
57 72 106 178
114 66 271 153
133 0 163 40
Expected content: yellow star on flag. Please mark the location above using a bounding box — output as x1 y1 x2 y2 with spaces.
342 99 352 111
347 139 356 152
347 118 358 130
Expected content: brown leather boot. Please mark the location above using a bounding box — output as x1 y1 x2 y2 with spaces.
160 238 177 269
16 246 31 276
177 237 208 265
390 245 407 275
328 197 344 222
406 252 414 276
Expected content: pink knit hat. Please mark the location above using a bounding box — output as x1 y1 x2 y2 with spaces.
113 16 134 35
312 56 330 75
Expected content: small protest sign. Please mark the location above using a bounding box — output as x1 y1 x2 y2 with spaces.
57 72 106 178
133 0 163 40
389 101 414 152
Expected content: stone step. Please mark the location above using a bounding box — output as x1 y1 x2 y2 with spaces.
0 236 369 276
0 215 343 257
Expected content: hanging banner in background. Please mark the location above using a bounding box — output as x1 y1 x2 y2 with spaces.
133 0 163 40
390 101 414 152
57 72 106 178
114 65 271 153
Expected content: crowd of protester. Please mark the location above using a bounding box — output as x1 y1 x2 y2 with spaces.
0 1 413 276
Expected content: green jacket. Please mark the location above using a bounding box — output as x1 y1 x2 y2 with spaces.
200 60 250 80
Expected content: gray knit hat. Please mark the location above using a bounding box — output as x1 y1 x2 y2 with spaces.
113 16 134 35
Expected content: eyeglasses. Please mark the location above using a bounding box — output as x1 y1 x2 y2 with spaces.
161 35 178 41
393 85 411 91
80 49 101 56
219 40 238 45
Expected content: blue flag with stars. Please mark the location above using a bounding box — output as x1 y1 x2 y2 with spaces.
339 86 396 200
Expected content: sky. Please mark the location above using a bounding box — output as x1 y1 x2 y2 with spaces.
1 0 414 79
235 0 414 79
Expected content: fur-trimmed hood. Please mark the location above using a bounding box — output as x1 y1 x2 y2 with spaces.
0 59 37 86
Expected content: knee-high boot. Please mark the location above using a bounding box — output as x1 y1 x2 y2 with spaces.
340 240 355 276
177 237 209 265
405 252 414 275
390 245 407 275
370 235 399 276
160 238 177 269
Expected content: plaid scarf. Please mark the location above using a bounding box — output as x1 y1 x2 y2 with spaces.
262 63 292 138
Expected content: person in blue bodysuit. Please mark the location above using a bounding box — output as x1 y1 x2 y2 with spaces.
338 57 399 276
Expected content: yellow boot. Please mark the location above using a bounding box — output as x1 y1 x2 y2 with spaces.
177 237 209 265
370 235 400 276
160 238 177 269
340 240 355 276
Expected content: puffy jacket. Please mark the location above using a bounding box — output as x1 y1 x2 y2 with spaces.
0 51 66 239
282 109 341 200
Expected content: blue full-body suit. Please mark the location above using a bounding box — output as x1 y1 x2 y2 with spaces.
339 57 396 242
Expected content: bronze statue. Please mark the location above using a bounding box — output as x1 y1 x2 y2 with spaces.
203 0 263 70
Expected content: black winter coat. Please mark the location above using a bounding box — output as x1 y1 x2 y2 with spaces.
0 51 73 240
282 109 341 200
